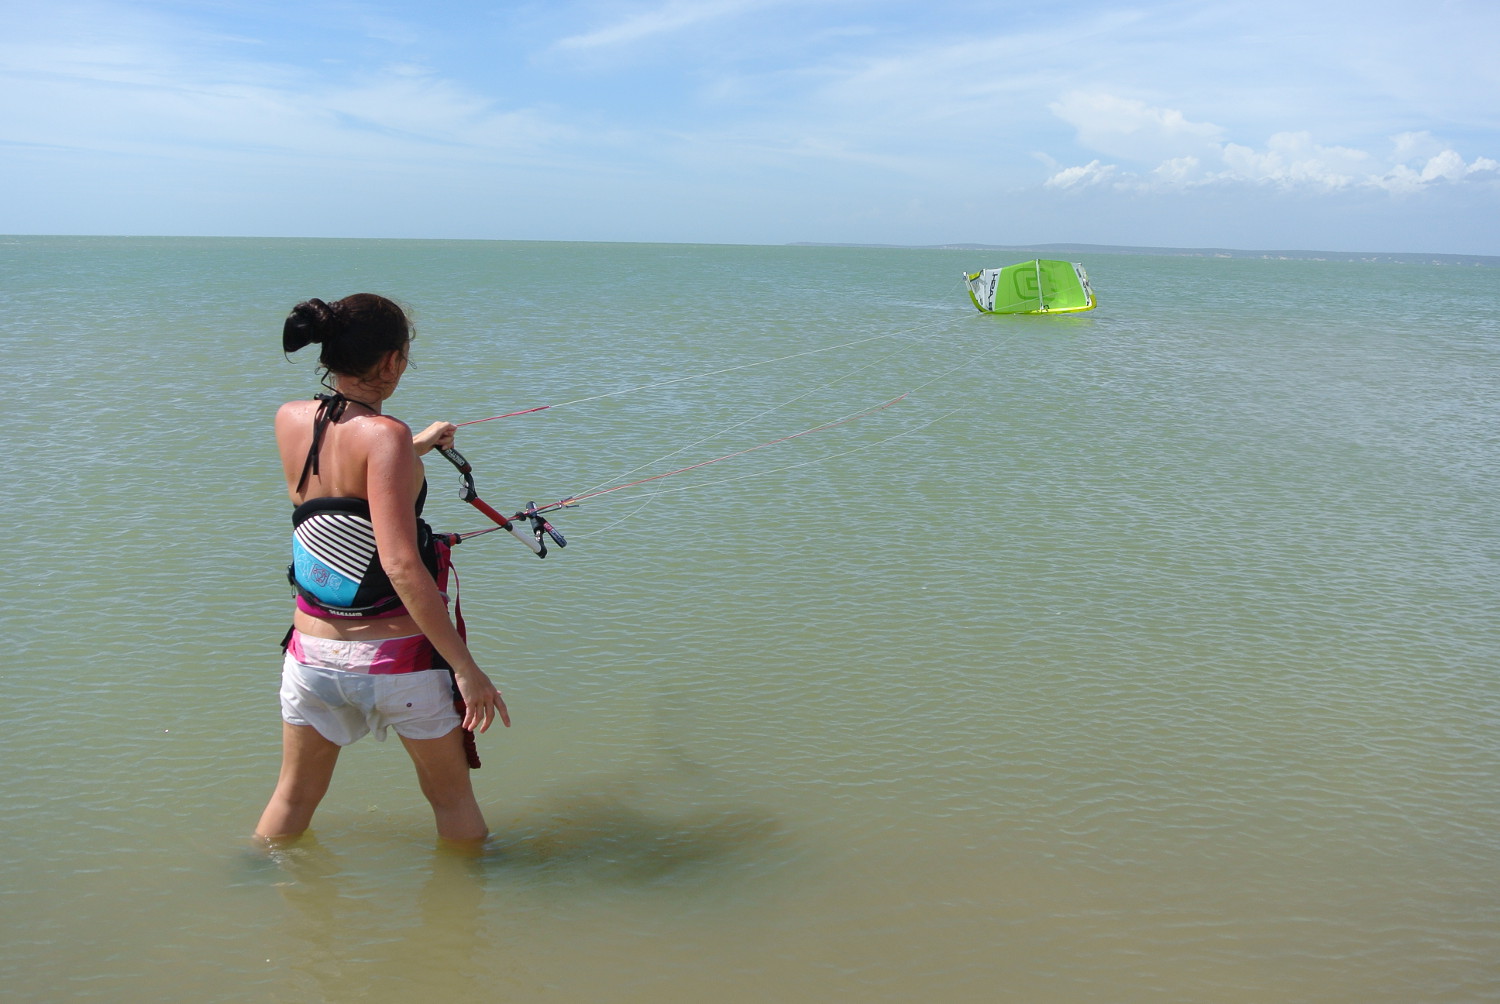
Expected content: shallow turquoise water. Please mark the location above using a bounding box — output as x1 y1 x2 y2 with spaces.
2 237 1497 1001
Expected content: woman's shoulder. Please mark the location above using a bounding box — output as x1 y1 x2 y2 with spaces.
358 412 413 438
345 413 414 466
275 399 316 439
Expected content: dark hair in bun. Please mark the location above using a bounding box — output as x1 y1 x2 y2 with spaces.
282 294 411 378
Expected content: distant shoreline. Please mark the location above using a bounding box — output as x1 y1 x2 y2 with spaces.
7 233 1494 266
788 241 1500 267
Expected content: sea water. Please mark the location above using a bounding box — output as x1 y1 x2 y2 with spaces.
1 236 1496 1002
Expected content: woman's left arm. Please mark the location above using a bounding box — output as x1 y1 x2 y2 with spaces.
366 420 508 732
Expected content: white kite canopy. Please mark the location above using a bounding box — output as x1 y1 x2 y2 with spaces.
964 259 1096 314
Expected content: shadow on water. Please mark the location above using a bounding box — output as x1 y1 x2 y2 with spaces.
482 780 786 885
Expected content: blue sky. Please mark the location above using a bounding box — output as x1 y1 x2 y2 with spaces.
3 0 1497 252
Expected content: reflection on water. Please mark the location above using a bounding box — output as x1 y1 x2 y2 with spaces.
252 836 491 1001
245 776 786 1001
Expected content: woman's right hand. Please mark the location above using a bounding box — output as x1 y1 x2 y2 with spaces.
454 665 510 732
412 421 457 456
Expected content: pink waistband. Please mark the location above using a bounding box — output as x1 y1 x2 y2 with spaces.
286 630 440 675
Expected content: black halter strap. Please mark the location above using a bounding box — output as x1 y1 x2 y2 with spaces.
296 392 377 495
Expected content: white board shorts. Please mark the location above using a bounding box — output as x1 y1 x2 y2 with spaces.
279 652 461 746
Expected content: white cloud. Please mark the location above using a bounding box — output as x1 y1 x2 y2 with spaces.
1390 131 1447 164
1045 160 1116 189
1418 149 1468 183
1049 91 1224 163
1151 156 1202 186
1217 132 1370 190
1375 149 1500 194
1048 98 1499 198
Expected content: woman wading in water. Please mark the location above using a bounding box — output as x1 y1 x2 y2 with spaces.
257 294 508 845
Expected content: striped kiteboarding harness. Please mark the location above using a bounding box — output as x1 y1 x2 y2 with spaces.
290 489 441 618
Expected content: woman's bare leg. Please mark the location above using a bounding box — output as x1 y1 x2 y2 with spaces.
401 729 487 844
257 722 341 840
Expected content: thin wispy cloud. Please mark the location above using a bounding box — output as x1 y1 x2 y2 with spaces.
555 0 772 51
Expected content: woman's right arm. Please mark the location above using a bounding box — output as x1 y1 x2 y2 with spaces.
364 420 510 732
